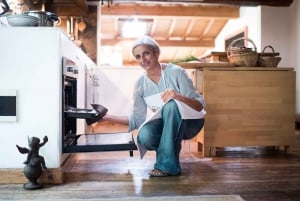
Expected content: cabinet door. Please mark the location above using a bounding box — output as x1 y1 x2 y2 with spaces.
203 69 295 147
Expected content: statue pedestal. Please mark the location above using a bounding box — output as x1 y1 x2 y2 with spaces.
23 182 43 190
23 164 43 190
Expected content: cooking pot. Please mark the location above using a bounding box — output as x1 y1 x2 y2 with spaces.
24 11 60 27
6 14 39 26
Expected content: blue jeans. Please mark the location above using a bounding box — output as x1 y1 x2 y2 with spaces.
137 100 205 175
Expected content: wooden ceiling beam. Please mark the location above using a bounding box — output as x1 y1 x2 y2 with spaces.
74 0 89 11
50 0 293 16
101 4 239 19
193 0 293 7
50 4 87 16
49 0 89 16
98 0 293 7
158 39 214 47
101 39 215 48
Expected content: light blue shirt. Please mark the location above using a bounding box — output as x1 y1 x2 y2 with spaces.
128 63 205 131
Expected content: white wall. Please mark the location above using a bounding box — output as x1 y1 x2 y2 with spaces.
261 6 291 67
289 1 300 121
214 7 261 52
261 3 299 120
93 67 143 116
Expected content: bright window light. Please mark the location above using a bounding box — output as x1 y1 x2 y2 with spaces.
122 19 147 38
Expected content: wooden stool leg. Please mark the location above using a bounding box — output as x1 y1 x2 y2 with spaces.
209 147 216 157
284 146 290 154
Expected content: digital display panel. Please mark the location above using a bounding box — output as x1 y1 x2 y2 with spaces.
0 96 16 116
0 90 17 122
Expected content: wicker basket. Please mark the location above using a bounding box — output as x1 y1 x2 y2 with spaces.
227 37 258 67
258 45 281 67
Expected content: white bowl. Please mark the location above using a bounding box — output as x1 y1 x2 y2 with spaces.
6 14 39 27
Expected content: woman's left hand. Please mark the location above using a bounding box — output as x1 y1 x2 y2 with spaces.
161 89 179 102
161 89 204 112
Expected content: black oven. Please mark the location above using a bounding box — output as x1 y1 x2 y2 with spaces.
63 76 77 139
61 57 137 155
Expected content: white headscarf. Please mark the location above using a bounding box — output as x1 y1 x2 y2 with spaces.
132 35 160 56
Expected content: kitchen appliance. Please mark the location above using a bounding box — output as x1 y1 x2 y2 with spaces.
6 14 39 26
0 89 17 122
24 10 60 26
62 57 137 155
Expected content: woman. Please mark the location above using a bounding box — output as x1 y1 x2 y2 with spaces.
102 35 205 177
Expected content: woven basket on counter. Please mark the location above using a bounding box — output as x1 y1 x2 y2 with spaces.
227 37 258 67
258 45 281 67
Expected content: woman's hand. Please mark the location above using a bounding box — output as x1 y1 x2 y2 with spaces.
161 89 179 102
161 89 203 111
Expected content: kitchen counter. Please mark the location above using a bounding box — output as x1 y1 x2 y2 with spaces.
178 61 235 69
0 27 96 184
177 61 291 70
189 66 296 156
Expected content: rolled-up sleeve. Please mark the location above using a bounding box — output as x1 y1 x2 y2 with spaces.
172 66 206 108
128 78 147 131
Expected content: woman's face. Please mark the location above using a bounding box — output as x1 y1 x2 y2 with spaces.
133 44 159 71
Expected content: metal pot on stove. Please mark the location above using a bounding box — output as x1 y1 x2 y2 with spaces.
24 10 60 27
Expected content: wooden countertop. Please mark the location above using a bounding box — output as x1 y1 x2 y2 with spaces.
202 67 294 71
177 62 235 69
177 62 293 71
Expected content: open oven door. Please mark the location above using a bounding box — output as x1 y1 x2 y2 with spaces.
63 103 138 156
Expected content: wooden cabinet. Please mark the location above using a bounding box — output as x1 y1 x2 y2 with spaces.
195 67 296 157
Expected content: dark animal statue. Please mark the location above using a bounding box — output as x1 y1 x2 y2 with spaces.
16 136 52 190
